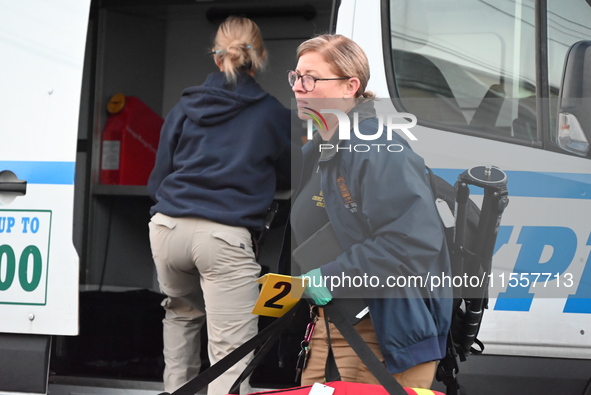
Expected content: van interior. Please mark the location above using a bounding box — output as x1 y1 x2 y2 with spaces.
52 0 334 390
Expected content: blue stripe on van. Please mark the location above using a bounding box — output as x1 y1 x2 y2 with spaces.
1 162 589 197
433 169 591 199
0 161 75 185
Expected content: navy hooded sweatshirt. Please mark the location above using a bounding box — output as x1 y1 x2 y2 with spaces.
148 72 292 231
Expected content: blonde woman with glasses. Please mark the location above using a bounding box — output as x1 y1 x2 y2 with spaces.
288 34 452 390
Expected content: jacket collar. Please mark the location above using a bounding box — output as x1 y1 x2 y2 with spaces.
312 99 377 162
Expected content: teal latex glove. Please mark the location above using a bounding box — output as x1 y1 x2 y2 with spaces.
302 268 332 306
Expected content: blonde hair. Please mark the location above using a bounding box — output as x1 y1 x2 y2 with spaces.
296 34 375 99
212 16 267 84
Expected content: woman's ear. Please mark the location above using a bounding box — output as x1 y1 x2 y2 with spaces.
215 57 224 72
343 77 361 98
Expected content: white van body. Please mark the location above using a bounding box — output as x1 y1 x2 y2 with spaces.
339 0 591 358
337 0 591 392
1 0 591 394
0 1 91 335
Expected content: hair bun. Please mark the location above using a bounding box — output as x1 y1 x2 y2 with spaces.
213 17 266 84
226 40 249 62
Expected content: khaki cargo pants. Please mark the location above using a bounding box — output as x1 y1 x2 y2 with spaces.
149 213 260 395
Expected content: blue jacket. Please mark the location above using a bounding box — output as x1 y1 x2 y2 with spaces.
148 72 291 231
299 101 452 373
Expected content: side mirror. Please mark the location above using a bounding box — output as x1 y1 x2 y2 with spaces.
557 40 591 156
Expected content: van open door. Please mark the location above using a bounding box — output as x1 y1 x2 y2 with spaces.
0 0 91 392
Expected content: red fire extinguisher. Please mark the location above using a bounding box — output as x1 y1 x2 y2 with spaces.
100 93 163 185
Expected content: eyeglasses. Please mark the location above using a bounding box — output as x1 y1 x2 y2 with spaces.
287 70 350 92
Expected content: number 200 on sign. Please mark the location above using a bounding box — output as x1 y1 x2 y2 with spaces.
0 244 43 292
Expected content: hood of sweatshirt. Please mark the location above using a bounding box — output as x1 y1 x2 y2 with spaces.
180 72 269 126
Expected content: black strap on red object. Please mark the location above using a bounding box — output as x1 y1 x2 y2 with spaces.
162 299 410 395
323 301 408 395
160 301 302 395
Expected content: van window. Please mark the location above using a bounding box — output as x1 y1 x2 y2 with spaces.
547 0 591 145
388 0 537 142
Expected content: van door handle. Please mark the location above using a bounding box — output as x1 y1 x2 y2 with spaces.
0 180 27 195
0 170 27 199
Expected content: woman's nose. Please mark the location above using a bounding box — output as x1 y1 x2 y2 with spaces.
292 76 305 93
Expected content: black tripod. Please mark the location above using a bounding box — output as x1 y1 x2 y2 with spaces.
455 165 509 355
438 165 509 395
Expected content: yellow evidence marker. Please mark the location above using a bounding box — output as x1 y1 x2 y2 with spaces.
252 274 308 317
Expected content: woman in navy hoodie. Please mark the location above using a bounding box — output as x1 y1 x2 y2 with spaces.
148 16 292 395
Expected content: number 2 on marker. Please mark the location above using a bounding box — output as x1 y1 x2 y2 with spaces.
263 281 292 309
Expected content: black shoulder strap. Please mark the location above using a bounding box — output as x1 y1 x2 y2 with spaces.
323 302 408 395
425 165 439 198
323 315 342 382
425 165 464 395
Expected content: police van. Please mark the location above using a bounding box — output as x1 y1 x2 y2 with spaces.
1 0 590 394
